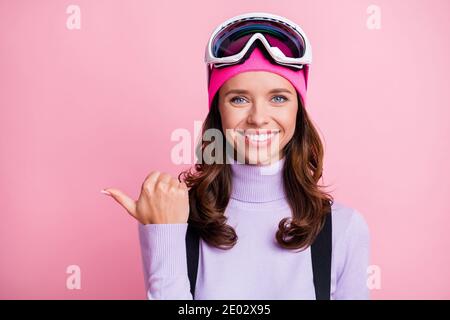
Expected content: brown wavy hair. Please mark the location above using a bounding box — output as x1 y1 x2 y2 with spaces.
178 92 334 251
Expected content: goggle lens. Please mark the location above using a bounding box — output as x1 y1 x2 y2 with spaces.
212 21 305 59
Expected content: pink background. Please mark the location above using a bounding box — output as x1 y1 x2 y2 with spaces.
1 0 449 299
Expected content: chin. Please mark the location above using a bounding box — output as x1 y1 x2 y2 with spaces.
236 150 282 165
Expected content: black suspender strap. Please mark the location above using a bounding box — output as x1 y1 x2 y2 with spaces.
185 202 333 300
311 202 333 300
186 223 200 298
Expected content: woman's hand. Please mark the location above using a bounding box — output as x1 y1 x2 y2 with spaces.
102 171 190 225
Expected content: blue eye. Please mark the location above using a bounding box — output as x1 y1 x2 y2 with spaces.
230 96 248 104
272 95 288 103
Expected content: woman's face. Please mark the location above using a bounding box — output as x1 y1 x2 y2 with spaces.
218 71 298 165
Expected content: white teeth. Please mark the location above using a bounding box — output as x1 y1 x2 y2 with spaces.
236 130 280 143
249 134 268 141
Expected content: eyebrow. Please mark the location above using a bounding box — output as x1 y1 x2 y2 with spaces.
224 88 294 96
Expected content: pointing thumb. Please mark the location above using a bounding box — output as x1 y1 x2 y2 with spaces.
101 188 137 218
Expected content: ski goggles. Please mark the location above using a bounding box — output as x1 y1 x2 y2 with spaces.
205 12 312 71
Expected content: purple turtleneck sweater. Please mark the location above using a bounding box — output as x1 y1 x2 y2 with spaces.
138 157 370 300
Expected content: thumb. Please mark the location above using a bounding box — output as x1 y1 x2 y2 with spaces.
102 188 137 218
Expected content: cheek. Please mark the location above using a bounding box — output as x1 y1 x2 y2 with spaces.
282 117 297 135
220 106 244 129
278 107 298 134
279 121 296 149
275 110 297 149
219 105 240 142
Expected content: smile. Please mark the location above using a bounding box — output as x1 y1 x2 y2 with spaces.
236 129 281 146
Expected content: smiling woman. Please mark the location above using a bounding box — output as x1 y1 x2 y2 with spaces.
179 45 336 254
106 12 370 300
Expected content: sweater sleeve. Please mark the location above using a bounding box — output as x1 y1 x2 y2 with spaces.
333 210 371 300
138 222 193 300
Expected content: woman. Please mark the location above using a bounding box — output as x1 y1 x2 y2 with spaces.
102 12 370 300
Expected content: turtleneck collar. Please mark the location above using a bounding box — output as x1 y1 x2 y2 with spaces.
229 156 287 203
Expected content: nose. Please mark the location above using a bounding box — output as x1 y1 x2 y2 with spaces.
247 100 270 126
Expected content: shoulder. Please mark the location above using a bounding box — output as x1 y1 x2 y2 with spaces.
330 201 370 247
329 201 371 299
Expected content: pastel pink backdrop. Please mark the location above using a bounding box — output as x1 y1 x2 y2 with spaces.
1 0 449 299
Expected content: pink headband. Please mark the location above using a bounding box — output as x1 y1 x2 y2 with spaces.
207 46 309 109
